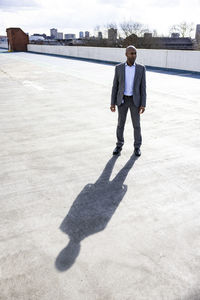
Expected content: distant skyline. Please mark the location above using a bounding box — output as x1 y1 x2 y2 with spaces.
0 0 199 37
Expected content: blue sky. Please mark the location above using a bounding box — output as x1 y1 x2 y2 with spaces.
0 0 199 37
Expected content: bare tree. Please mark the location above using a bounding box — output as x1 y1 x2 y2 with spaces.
93 25 101 38
169 21 195 37
102 22 119 39
152 29 158 37
105 22 118 30
119 19 150 38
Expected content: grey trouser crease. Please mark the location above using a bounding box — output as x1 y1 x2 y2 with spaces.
116 96 142 148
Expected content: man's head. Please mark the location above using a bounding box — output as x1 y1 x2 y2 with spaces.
125 45 137 65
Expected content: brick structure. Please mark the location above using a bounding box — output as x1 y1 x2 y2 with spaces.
6 27 29 51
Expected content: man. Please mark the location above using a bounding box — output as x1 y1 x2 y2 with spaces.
110 45 146 156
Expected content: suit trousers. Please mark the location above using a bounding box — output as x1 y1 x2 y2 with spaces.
116 95 142 148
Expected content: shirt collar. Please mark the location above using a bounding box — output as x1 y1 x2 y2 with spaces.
125 61 136 66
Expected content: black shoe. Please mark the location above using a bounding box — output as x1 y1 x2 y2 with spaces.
134 147 141 156
113 146 122 155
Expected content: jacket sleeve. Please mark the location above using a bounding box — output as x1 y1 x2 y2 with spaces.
140 66 147 107
111 66 119 105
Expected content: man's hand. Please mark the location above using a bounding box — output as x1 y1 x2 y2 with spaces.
139 106 145 114
110 105 116 112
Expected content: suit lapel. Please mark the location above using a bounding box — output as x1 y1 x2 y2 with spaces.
133 62 138 88
122 62 125 87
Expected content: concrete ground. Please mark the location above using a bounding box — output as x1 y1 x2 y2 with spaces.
0 48 200 300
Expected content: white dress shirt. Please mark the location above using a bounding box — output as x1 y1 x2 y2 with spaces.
122 61 136 103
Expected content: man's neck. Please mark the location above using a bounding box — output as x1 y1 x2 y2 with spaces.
126 60 135 66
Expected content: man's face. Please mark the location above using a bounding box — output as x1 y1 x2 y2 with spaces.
126 48 137 63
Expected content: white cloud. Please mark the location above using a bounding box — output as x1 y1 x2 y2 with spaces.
0 0 40 11
0 0 199 37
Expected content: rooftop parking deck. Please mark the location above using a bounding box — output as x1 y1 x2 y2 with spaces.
0 49 200 300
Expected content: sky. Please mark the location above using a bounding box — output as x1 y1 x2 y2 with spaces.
0 0 199 37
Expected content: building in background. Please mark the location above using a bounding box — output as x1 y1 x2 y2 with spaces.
29 35 45 41
64 34 76 39
98 31 103 39
195 24 200 44
0 35 7 42
50 28 57 39
123 32 195 50
0 35 8 49
85 31 90 38
32 33 47 39
9 23 200 49
57 32 63 39
171 33 180 38
108 28 117 41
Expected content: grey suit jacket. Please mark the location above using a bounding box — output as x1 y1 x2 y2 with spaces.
111 62 147 107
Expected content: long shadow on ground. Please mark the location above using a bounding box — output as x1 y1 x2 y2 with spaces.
55 153 138 271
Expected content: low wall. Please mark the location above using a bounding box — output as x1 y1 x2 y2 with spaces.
26 44 200 74
0 42 8 49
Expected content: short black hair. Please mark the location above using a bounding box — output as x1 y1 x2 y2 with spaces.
126 45 137 53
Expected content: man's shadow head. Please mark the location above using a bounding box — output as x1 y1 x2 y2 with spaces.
55 153 138 271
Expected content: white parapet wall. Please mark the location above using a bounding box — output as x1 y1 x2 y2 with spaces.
0 42 8 49
27 44 200 73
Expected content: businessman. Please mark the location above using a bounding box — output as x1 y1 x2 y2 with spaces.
110 45 146 156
